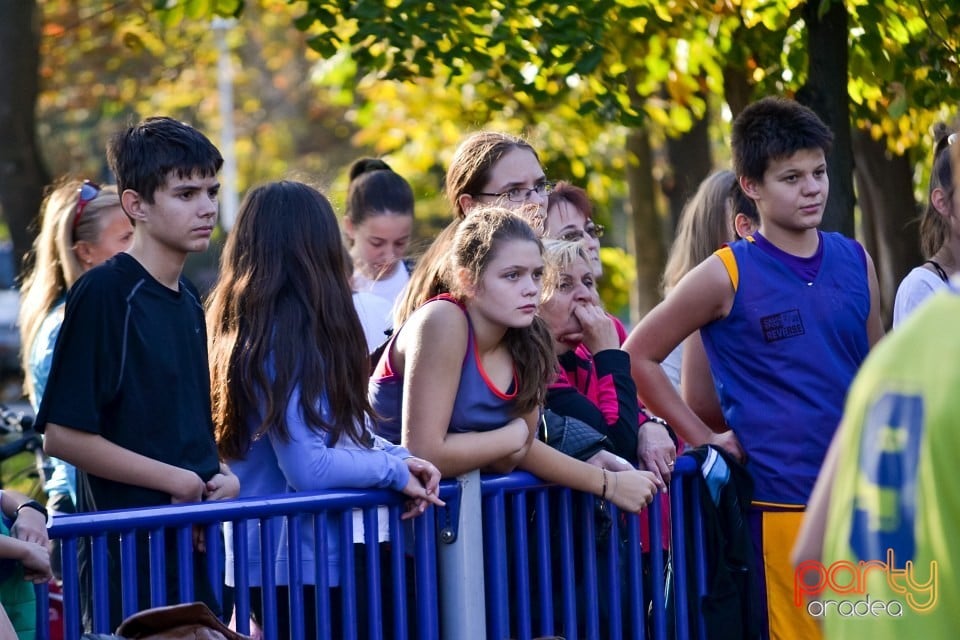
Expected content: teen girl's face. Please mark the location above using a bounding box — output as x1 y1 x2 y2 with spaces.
345 212 413 280
469 239 544 329
82 206 134 268
540 257 598 343
544 200 602 277
742 148 828 237
465 147 548 218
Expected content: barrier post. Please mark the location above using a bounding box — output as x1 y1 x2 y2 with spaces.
437 469 486 640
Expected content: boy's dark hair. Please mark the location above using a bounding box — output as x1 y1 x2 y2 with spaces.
345 157 415 226
731 97 834 182
106 116 223 203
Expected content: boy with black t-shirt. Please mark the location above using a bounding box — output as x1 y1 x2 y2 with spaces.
36 117 239 632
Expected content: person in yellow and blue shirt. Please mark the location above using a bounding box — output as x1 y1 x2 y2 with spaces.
793 277 960 639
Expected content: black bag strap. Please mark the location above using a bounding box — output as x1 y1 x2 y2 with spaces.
925 259 949 283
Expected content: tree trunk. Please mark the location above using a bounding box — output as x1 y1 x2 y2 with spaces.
853 130 921 329
798 0 854 237
722 63 753 119
0 0 49 272
625 126 667 323
664 103 713 233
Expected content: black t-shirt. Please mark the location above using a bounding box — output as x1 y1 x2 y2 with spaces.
35 253 220 512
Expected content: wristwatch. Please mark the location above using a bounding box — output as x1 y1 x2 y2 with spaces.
15 499 48 524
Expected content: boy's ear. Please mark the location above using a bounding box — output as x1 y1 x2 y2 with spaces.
121 189 148 223
733 212 756 239
739 175 761 201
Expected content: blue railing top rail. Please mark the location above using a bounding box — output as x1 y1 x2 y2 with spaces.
47 482 463 537
479 455 697 495
49 456 699 537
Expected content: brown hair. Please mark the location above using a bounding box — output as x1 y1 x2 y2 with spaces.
207 181 373 460
446 207 554 414
661 170 738 296
919 126 956 259
445 131 541 219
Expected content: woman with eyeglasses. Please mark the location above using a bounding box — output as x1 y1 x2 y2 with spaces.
18 179 133 518
893 128 958 327
543 181 605 278
393 130 552 326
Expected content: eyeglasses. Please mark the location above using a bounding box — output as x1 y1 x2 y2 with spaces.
585 221 604 239
558 222 605 243
474 180 554 203
72 180 102 232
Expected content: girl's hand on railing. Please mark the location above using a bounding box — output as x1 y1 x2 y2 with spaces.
607 469 661 513
400 457 446 519
204 462 241 501
637 421 677 485
16 539 52 584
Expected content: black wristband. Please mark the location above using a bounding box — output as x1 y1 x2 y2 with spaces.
15 499 48 524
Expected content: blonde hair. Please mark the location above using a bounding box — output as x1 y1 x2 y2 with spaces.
541 239 590 300
18 179 121 403
661 170 737 295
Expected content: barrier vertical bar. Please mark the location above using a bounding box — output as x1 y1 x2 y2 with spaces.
89 535 108 630
388 506 408 639
61 537 80 640
625 512 644 640
413 504 439 640
671 470 691 640
119 532 139 620
510 492 531 639
532 490 554 636
581 495 599 640
287 514 305 640
339 510 359 639
314 512 332 640
604 504 623 640
176 526 195 603
149 528 166 608
35 582 48 640
260 517 279 640
557 489 577 638
438 469 486 640
233 521 251 636
690 477 708 640
363 507 383 640
648 494 666 640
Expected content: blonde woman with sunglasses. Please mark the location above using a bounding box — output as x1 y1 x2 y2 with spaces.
18 178 133 515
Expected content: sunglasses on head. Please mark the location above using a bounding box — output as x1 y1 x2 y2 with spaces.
934 132 958 158
72 180 102 232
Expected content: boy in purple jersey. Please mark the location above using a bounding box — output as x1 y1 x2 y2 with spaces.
623 97 884 639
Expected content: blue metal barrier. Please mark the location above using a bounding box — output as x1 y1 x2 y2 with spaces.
41 459 705 640
477 458 704 640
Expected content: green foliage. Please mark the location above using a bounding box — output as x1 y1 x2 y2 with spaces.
598 246 637 319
